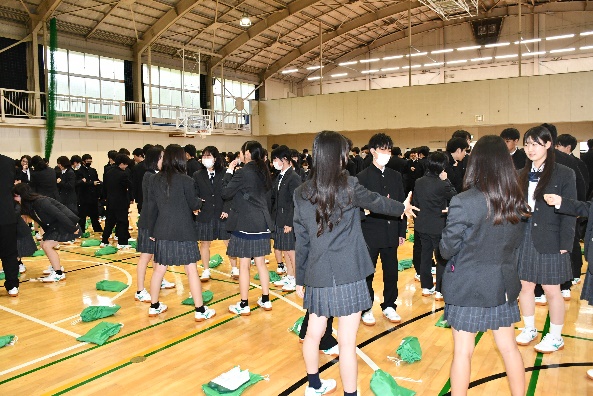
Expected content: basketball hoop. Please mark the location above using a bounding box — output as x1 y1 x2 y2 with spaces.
198 129 212 139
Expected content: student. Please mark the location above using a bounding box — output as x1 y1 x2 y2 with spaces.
13 183 80 282
444 137 469 194
0 154 20 297
223 141 274 315
56 156 78 216
101 154 132 249
30 155 59 200
356 133 407 325
294 131 417 396
184 144 204 176
500 127 527 170
270 145 301 292
193 146 238 281
16 155 31 184
78 154 103 233
144 145 215 322
413 151 457 299
515 126 576 353
440 135 529 396
15 206 36 275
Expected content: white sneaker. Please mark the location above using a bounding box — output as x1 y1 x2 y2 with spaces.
282 277 296 292
160 279 175 289
273 275 289 287
19 263 26 273
534 333 564 353
40 270 65 282
194 306 216 322
435 291 444 301
35 232 43 240
230 267 239 280
572 277 581 285
99 243 107 248
422 287 435 296
382 307 401 323
414 274 420 282
135 289 151 303
148 302 168 317
265 258 270 264
229 302 251 316
276 265 286 275
7 287 18 297
362 310 376 326
535 295 547 306
516 327 538 346
587 369 593 380
117 244 132 250
43 265 64 275
200 269 211 282
304 378 337 396
321 345 339 358
257 297 272 311
561 289 571 301
431 267 436 275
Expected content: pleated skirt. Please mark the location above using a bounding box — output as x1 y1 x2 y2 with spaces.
581 270 593 305
226 234 271 258
17 235 37 258
154 240 200 266
136 228 155 255
444 300 520 333
43 225 81 242
195 219 230 241
272 226 295 251
303 279 371 318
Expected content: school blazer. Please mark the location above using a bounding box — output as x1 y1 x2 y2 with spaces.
527 164 577 254
440 188 526 307
271 167 301 228
102 167 131 212
557 198 593 274
137 171 156 230
30 167 59 200
294 175 405 288
31 197 79 234
57 168 77 206
193 168 229 223
221 162 273 233
412 173 457 235
131 161 148 209
0 154 17 225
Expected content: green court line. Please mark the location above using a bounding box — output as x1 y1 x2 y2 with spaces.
438 332 484 396
526 314 551 396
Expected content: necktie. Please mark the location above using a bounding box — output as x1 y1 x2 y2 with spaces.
278 173 284 188
209 172 214 185
528 171 541 182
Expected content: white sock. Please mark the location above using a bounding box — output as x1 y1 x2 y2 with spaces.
549 323 563 338
523 315 535 330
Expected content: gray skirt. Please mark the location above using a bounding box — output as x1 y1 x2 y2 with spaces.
154 240 200 266
136 228 155 255
272 226 295 251
444 300 520 333
226 234 271 258
17 235 37 258
518 222 573 285
303 279 371 318
195 219 230 241
581 270 593 305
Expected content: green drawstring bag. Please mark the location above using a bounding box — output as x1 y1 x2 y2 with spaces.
85 218 91 230
370 369 416 396
81 239 101 247
254 271 281 282
582 247 585 255
32 250 46 257
0 335 17 348
208 254 224 268
435 314 450 328
394 337 422 364
130 241 137 249
0 272 21 280
202 366 266 396
181 290 214 305
407 233 414 243
94 246 118 256
96 280 128 292
288 316 305 335
79 305 121 322
31 230 36 236
398 258 413 272
81 232 91 238
76 322 123 345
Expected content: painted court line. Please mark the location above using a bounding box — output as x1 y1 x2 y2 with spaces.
0 343 89 377
0 305 81 338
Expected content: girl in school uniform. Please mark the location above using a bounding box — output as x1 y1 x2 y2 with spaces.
515 126 577 353
15 206 36 274
222 141 274 316
133 146 175 303
193 146 238 282
144 145 215 322
294 131 417 396
13 183 80 282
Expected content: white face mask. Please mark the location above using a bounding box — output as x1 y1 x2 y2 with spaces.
74 164 81 170
360 152 367 159
202 158 215 169
375 152 391 167
273 161 283 171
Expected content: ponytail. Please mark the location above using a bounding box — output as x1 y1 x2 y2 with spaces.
242 141 272 191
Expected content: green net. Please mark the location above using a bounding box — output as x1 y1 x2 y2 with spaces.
96 280 128 292
80 305 121 322
202 368 265 396
81 239 101 247
370 369 416 396
396 337 422 363
94 246 118 256
254 271 281 282
398 258 413 272
0 335 16 348
288 316 305 335
435 314 450 328
209 254 224 268
181 290 214 305
32 250 46 257
45 18 57 160
76 322 123 345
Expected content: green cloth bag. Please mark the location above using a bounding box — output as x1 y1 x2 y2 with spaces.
288 316 305 335
398 258 413 272
81 232 91 238
209 254 224 268
76 322 123 345
202 370 265 396
0 335 16 348
254 271 281 282
94 246 118 256
96 280 128 292
81 239 101 247
396 336 422 363
80 305 121 322
407 234 414 243
435 314 451 328
370 369 416 396
181 290 214 305
130 241 137 249
32 250 46 257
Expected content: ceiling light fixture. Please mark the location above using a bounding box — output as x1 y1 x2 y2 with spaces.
431 49 453 54
470 57 492 62
409 52 428 57
381 67 400 72
338 61 357 66
485 42 510 48
495 54 518 59
457 45 481 51
424 62 444 67
306 65 322 70
447 59 467 64
546 34 575 41
580 45 593 50
549 48 575 53
361 69 379 74
360 58 380 63
307 76 322 80
331 73 348 77
402 65 421 69
281 69 298 74
382 55 404 60
514 38 541 44
581 31 593 36
522 51 546 57
239 12 251 27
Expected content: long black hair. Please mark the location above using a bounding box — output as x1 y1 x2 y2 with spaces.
31 155 47 171
241 141 272 190
463 135 530 225
518 126 555 202
303 131 351 237
145 147 163 172
13 183 43 218
158 144 186 195
202 145 224 172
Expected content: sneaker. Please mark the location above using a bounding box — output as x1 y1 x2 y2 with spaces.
99 243 107 248
7 287 18 297
431 267 436 275
194 306 216 322
361 310 376 326
148 303 168 317
43 265 64 275
160 279 176 289
534 333 564 353
561 289 571 301
304 378 337 396
588 369 593 380
135 289 151 303
40 271 65 282
35 232 43 240
435 291 444 301
414 274 420 282
229 302 251 316
265 258 270 264
117 244 132 249
573 277 581 285
282 277 296 292
382 307 401 323
19 263 26 273
230 267 239 280
516 327 538 346
273 275 289 287
200 269 211 282
321 345 339 358
53 244 60 250
257 297 272 311
422 287 435 296
276 265 286 275
535 295 547 306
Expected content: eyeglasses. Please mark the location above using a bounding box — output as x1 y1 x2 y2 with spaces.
524 142 545 148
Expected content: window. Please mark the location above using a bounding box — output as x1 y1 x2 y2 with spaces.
142 65 201 110
213 78 255 115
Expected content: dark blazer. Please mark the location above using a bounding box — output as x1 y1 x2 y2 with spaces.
137 171 156 230
357 164 407 248
406 159 424 192
556 149 586 201
386 156 408 174
271 167 301 228
16 168 30 184
31 197 79 234
444 152 465 194
581 149 593 192
294 175 405 288
440 188 526 307
222 162 273 233
145 172 202 241
102 167 131 213
527 163 577 253
187 158 204 177
131 161 148 209
74 165 90 204
362 154 372 170
346 159 357 176
352 155 364 174
30 167 59 200
574 155 590 197
557 197 593 274
511 148 527 170
0 154 17 225
193 168 229 223
57 168 77 207
412 173 457 235
103 163 115 178
80 165 100 204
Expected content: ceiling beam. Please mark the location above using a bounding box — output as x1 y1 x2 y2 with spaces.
30 0 64 34
87 0 126 39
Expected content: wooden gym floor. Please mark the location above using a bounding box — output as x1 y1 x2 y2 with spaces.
1 217 593 395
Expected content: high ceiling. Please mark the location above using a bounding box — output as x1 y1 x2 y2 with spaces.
0 0 588 83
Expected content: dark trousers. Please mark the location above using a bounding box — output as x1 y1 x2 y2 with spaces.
364 246 399 311
0 223 19 291
101 208 129 245
299 311 337 350
560 225 583 291
412 229 422 275
417 232 446 290
79 201 103 232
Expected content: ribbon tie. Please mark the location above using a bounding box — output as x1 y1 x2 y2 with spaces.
528 171 541 182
